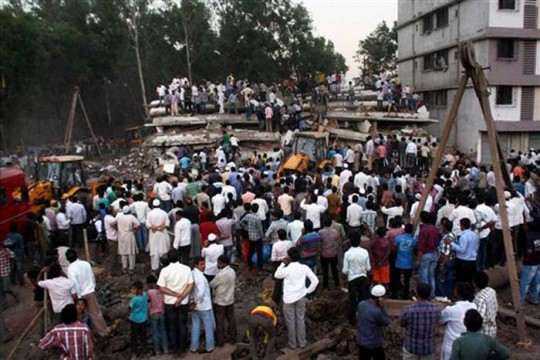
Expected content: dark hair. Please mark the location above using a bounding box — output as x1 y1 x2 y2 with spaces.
49 263 63 278
61 304 78 324
193 256 205 265
376 226 387 237
251 203 259 213
146 274 157 284
66 249 78 263
287 247 301 262
323 217 332 227
167 248 179 263
9 223 18 232
416 283 431 300
217 254 229 265
404 223 414 234
459 217 471 229
132 281 143 291
473 271 489 289
456 282 475 302
420 211 431 224
350 232 361 247
278 229 287 240
304 219 314 233
464 309 483 332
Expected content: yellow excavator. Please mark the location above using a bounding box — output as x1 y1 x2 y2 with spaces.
277 131 331 176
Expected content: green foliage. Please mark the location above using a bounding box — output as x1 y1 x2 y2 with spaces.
0 0 347 147
355 21 397 76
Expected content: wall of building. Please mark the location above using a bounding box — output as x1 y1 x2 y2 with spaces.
488 86 522 121
537 40 540 74
489 0 525 28
534 87 540 120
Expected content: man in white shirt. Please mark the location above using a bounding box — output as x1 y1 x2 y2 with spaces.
339 165 353 193
381 199 405 227
448 196 477 238
300 194 327 230
440 283 477 360
171 181 185 205
342 232 371 325
130 193 150 252
189 257 215 353
287 213 304 243
211 193 226 217
147 199 171 272
157 249 194 355
66 197 86 248
38 263 76 324
221 180 237 201
201 233 224 283
474 194 497 271
174 210 192 265
277 187 295 220
274 247 318 350
365 136 375 169
405 139 418 171
354 168 369 192
103 209 119 275
66 249 109 336
344 146 355 169
156 177 173 212
333 151 344 171
346 195 363 228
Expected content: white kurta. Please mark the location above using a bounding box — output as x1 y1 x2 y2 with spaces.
116 213 140 256
146 208 171 256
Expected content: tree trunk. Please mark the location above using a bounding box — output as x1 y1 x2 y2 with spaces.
134 28 149 119
182 19 193 85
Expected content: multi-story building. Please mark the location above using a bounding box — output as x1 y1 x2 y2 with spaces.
397 0 540 163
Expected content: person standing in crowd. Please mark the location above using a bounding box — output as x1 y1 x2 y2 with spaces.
38 263 76 325
130 193 150 253
357 284 389 360
67 196 87 248
518 229 540 305
211 255 237 347
38 304 94 359
274 247 318 350
174 210 192 265
318 217 340 290
147 274 169 356
129 280 148 356
103 208 119 276
400 283 441 359
394 223 417 299
440 283 477 360
3 223 24 286
116 206 140 274
473 272 498 337
417 211 439 300
202 233 224 282
240 203 265 270
371 227 391 287
190 257 215 353
147 199 170 273
66 249 109 336
155 176 173 212
343 232 371 325
447 218 479 283
436 219 456 303
157 249 193 356
449 309 511 360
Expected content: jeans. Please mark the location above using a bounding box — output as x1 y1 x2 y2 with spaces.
348 276 369 325
248 240 263 269
165 303 189 353
190 309 215 352
150 313 169 354
436 260 454 299
224 245 233 262
136 224 148 251
520 264 540 305
320 256 340 289
418 253 437 299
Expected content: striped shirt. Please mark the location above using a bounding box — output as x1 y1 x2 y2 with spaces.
38 322 95 360
473 287 498 337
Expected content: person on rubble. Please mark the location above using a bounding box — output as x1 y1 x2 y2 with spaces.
116 205 140 274
357 284 389 360
247 303 278 360
147 199 171 273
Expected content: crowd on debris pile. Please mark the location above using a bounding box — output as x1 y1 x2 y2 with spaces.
1 128 540 359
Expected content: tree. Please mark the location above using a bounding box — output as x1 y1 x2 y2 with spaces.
355 21 397 77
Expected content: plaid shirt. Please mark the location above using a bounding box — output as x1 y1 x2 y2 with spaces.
0 248 14 277
437 232 456 261
240 213 264 241
473 287 498 337
38 321 95 360
400 301 441 356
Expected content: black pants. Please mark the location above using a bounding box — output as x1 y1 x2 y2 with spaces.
320 256 340 289
348 276 369 325
178 245 191 265
248 240 263 269
272 261 283 305
395 268 412 299
214 304 237 346
489 229 506 267
455 258 476 284
358 345 385 360
165 304 189 353
389 253 400 299
71 224 84 248
130 320 147 355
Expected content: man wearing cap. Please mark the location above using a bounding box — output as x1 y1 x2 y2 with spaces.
201 233 224 283
116 206 140 274
357 284 389 359
147 199 171 272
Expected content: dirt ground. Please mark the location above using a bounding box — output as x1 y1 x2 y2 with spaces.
2 255 540 359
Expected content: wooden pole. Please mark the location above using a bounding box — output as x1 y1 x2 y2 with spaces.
83 228 91 262
77 92 102 156
7 307 45 360
412 74 469 225
43 272 49 331
64 88 78 154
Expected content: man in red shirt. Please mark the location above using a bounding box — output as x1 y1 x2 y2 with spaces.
416 211 440 299
39 303 95 359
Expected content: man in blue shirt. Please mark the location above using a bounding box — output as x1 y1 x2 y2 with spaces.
446 218 479 284
357 284 389 360
394 223 417 299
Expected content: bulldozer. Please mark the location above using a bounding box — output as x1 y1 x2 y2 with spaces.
277 131 331 176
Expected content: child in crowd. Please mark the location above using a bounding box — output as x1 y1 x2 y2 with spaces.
147 275 169 356
76 298 92 328
129 281 148 356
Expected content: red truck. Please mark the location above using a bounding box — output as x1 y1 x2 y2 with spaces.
0 167 30 242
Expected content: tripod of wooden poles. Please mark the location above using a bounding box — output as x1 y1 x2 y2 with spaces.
64 86 101 156
412 42 529 344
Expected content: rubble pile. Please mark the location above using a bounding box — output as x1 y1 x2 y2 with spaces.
85 147 159 180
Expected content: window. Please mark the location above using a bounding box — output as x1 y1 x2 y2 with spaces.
499 0 516 10
423 50 448 71
497 39 515 59
423 90 447 107
496 86 513 105
423 15 433 33
435 7 449 28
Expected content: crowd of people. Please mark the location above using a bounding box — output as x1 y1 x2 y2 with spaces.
2 127 539 359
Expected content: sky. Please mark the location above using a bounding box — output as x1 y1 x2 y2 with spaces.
295 0 398 79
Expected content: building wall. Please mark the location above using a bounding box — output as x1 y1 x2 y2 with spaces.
488 0 525 28
537 40 540 74
488 86 522 121
534 87 540 120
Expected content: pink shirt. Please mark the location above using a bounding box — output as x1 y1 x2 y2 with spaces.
148 288 165 315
